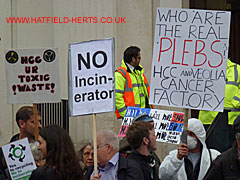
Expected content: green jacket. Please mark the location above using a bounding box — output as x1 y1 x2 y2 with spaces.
199 59 240 125
115 60 150 118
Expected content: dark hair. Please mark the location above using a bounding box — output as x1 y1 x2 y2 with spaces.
40 125 83 180
124 46 140 63
126 121 153 149
233 114 240 135
16 106 40 127
78 140 93 162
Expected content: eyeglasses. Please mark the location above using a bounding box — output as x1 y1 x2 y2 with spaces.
97 144 108 149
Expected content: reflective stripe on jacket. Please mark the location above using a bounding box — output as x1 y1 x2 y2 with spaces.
115 60 153 119
199 59 240 125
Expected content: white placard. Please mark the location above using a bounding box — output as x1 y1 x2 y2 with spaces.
119 107 184 144
69 38 115 116
150 8 231 112
5 48 60 104
2 138 37 180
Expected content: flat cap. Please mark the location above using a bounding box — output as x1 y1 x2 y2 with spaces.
132 114 153 122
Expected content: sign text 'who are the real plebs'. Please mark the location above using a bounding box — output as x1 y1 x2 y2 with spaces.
150 8 231 112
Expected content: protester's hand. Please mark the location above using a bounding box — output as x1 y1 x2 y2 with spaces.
90 174 102 180
177 144 188 160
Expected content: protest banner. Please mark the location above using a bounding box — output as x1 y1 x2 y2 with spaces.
5 48 60 104
2 138 36 180
149 8 231 112
69 38 115 174
119 107 184 144
68 38 115 116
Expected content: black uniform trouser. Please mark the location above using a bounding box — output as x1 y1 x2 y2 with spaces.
204 111 235 153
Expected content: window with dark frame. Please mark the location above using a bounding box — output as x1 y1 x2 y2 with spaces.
37 99 69 133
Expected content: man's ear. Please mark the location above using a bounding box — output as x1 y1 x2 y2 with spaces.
143 137 149 145
18 120 25 128
106 144 112 153
131 57 136 63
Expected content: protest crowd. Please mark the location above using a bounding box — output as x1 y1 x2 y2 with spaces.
1 2 240 180
1 43 240 180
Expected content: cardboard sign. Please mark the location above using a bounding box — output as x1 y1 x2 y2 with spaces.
2 138 37 180
119 107 184 144
5 48 60 104
149 8 231 112
68 38 115 116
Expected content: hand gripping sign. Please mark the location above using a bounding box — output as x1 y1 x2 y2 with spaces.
69 38 115 176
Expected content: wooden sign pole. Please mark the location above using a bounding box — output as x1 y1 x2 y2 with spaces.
33 104 39 141
182 108 189 144
93 114 98 175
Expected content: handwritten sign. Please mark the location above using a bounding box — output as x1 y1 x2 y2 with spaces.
5 48 60 104
149 8 231 112
69 38 115 116
2 138 36 180
119 107 184 144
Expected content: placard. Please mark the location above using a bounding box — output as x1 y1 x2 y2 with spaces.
119 107 184 144
2 138 36 180
5 48 60 104
69 38 115 116
150 8 231 112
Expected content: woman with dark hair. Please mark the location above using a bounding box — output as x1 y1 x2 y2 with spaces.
29 125 83 180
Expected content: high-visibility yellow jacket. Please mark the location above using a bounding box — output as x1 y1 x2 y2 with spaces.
199 59 240 125
115 60 152 119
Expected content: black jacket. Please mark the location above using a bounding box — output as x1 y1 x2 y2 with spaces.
9 134 20 143
29 166 56 180
84 153 144 180
0 168 8 180
204 142 240 180
0 133 21 180
119 138 160 180
127 149 155 180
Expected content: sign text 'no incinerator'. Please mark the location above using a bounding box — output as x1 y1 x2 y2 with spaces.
69 38 115 116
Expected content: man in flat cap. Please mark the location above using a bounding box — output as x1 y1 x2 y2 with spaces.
125 114 160 180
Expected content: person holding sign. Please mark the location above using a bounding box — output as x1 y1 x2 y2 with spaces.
29 125 83 180
199 59 240 153
85 130 144 180
126 115 158 180
203 115 240 179
115 46 153 119
159 118 220 180
11 106 42 142
0 106 42 179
